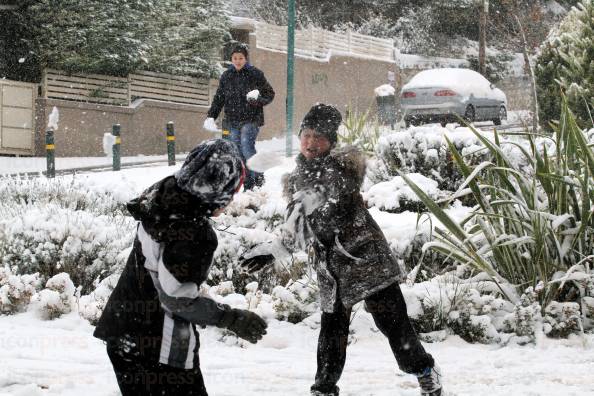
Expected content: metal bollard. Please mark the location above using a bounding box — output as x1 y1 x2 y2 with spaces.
45 129 55 178
166 122 176 166
112 124 121 171
221 119 230 140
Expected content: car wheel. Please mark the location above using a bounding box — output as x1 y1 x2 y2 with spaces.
464 105 475 123
493 106 507 126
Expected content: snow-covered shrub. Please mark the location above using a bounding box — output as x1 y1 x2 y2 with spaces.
0 176 127 216
0 176 134 294
208 192 310 294
79 274 119 325
0 267 40 314
446 289 502 344
536 0 594 130
372 128 489 194
583 296 594 330
503 288 542 342
37 273 76 320
364 173 445 213
271 278 318 323
543 301 582 338
0 205 134 293
447 310 497 344
403 104 594 315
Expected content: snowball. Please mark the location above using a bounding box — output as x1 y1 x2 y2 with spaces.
247 151 285 173
374 84 396 97
102 133 116 157
48 106 60 131
247 89 260 100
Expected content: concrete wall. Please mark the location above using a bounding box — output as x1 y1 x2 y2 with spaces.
35 98 212 157
32 34 398 157
247 33 398 139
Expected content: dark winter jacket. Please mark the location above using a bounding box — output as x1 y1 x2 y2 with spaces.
94 176 228 369
282 147 403 312
207 64 274 127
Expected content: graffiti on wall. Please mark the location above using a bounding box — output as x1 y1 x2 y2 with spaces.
311 73 328 87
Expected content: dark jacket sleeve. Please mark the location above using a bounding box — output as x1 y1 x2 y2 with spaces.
158 292 229 326
253 69 275 107
162 240 214 284
157 225 229 326
207 72 226 120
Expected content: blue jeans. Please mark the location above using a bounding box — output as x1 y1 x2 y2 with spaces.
227 122 263 190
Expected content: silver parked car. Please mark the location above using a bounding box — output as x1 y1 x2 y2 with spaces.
400 68 508 127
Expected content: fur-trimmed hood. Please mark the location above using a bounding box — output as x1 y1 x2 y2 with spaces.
282 145 366 201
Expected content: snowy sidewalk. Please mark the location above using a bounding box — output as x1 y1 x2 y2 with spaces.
1 310 593 396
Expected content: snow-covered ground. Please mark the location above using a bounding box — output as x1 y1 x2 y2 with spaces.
2 308 594 396
2 130 594 396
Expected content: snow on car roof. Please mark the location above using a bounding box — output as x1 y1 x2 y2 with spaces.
402 68 506 101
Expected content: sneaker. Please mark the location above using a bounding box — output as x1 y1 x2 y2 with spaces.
417 364 442 396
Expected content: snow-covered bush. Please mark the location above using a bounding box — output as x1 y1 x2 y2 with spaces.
503 288 542 343
208 191 310 294
536 0 594 130
363 173 445 213
1 205 134 293
403 105 594 315
79 274 119 325
0 177 135 293
446 288 503 344
0 177 127 216
543 301 582 338
37 273 76 320
0 267 40 314
271 278 318 324
372 128 489 194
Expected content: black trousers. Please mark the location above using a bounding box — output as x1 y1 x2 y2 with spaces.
106 341 208 396
311 282 434 394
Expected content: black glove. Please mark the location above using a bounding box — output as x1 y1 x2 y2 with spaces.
240 254 275 274
217 308 267 343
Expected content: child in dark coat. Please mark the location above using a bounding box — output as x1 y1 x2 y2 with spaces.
94 139 267 396
242 104 443 396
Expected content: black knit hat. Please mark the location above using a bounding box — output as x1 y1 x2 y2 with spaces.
299 103 342 146
175 139 245 212
230 44 249 59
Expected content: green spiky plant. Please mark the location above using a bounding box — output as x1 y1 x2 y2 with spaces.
401 97 594 309
339 106 381 154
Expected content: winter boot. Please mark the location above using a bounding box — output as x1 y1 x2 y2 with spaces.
310 387 339 396
416 364 442 396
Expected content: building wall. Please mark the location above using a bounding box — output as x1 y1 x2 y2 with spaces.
32 43 398 156
247 33 398 139
35 98 212 157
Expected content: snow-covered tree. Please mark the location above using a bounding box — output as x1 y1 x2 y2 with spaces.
27 0 154 76
536 0 594 129
4 0 229 79
145 0 231 78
